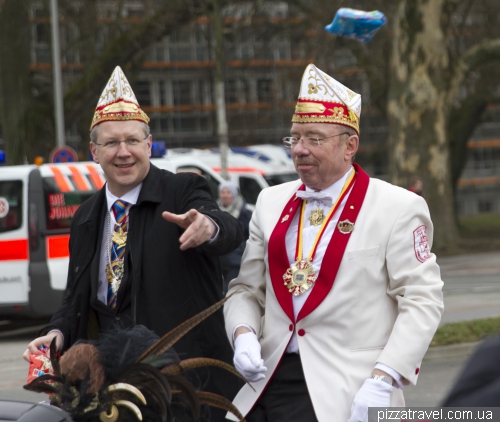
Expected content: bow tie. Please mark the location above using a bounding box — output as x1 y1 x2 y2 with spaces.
295 191 333 207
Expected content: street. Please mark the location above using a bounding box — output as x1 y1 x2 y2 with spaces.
0 251 498 407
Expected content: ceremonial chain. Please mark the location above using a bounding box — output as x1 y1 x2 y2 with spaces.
282 170 356 296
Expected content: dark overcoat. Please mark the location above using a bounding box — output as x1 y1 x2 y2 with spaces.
41 164 244 418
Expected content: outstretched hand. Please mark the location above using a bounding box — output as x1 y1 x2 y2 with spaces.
162 209 216 250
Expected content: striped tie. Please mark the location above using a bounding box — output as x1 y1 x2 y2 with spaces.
107 199 129 309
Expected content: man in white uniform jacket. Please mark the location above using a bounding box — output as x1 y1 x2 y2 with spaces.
224 63 444 422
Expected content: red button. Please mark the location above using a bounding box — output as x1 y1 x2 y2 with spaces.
289 324 294 331
415 368 420 375
298 329 305 336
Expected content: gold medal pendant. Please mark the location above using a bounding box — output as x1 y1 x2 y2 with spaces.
106 260 124 293
112 227 127 249
282 259 316 296
308 206 324 227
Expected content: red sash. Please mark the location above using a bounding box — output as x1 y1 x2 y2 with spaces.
267 163 370 323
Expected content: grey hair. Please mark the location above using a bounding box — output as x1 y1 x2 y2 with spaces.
343 127 357 137
90 122 151 144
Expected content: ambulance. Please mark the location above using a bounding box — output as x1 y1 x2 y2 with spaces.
0 162 105 317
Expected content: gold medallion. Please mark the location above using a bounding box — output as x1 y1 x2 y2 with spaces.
308 206 324 226
106 261 124 293
112 227 127 249
338 219 355 234
282 260 316 296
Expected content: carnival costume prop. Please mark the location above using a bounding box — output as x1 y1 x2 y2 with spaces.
324 8 387 42
90 66 149 130
292 63 361 134
24 296 248 422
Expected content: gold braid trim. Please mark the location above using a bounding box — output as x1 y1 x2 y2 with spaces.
291 114 359 134
90 109 150 130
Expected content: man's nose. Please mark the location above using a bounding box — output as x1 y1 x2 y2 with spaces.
116 141 131 155
293 138 310 155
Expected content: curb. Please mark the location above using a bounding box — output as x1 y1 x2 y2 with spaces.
424 342 479 362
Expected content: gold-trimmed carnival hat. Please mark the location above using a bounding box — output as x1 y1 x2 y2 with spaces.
90 66 150 130
292 64 361 134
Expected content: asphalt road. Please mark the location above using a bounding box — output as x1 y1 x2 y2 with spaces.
0 251 498 408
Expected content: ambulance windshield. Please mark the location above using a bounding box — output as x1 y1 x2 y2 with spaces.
43 173 101 232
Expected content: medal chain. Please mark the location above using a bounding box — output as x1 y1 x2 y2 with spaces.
295 170 356 263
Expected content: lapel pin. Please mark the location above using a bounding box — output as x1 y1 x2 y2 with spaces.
338 219 355 234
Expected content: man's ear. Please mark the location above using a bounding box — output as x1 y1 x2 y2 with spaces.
89 142 99 163
345 135 359 161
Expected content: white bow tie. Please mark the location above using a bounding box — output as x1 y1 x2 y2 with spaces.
295 191 333 207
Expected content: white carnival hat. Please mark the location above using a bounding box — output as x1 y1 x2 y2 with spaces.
292 64 361 134
90 66 150 130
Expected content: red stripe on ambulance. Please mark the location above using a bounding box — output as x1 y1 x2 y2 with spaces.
85 164 105 189
46 235 70 259
68 165 92 191
0 239 29 261
47 166 74 192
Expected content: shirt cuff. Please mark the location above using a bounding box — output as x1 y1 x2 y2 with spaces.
374 362 405 389
48 329 64 348
204 215 220 244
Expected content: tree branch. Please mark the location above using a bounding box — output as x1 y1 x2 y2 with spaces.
448 38 500 105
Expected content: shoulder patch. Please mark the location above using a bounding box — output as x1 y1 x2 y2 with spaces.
413 225 431 263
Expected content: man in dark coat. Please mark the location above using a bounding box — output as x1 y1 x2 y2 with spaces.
23 66 243 420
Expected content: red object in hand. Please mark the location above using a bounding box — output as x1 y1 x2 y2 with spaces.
27 347 55 386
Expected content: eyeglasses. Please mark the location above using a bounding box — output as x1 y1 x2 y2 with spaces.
94 135 149 150
282 132 349 148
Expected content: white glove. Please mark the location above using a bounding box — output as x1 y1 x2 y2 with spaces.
348 378 393 422
233 332 267 382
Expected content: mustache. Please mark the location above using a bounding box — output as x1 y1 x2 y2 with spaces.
294 158 317 166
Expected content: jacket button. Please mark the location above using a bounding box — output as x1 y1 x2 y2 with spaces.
75 266 79 273
115 315 121 321
77 313 81 317
298 329 305 336
289 324 294 331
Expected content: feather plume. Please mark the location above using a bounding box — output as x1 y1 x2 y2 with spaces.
49 337 61 377
24 296 245 422
196 391 246 422
138 294 231 363
162 358 254 391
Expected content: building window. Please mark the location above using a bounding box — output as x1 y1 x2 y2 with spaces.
225 79 238 104
173 116 197 132
159 80 167 106
257 79 273 102
135 81 151 106
478 199 494 213
173 81 192 105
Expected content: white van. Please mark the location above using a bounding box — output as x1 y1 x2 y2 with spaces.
151 155 225 199
164 149 298 206
0 162 105 317
0 158 223 317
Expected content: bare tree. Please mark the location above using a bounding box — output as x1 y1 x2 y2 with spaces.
387 0 500 249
